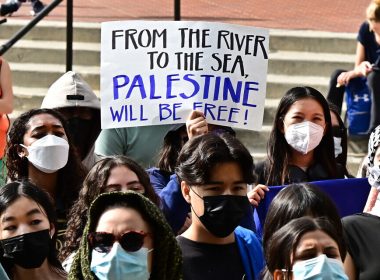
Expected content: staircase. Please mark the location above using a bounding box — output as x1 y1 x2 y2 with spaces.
0 20 366 175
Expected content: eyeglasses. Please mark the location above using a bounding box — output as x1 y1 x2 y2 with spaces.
87 231 149 253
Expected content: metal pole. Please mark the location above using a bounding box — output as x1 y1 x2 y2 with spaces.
174 0 180 21
0 0 62 55
66 0 73 71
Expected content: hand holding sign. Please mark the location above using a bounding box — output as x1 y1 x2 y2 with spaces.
186 110 208 139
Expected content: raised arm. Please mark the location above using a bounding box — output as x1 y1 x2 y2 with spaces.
0 58 13 114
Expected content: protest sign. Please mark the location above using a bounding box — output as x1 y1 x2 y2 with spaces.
101 21 269 130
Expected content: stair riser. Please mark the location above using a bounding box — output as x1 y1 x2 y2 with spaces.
268 59 353 76
0 24 100 43
270 36 356 54
4 48 99 66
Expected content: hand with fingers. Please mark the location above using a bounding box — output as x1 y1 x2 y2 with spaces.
336 61 373 87
247 184 269 207
186 110 208 139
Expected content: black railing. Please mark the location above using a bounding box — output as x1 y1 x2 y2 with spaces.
0 0 62 56
174 0 180 21
0 0 181 70
66 0 73 71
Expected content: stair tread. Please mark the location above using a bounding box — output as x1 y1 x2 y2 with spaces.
269 28 356 39
267 74 329 85
0 39 100 50
270 50 355 62
10 62 100 73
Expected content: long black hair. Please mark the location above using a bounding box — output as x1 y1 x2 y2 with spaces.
265 86 337 185
0 180 65 277
328 102 350 176
262 183 343 252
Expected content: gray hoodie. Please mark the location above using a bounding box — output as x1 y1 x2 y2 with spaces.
41 71 101 170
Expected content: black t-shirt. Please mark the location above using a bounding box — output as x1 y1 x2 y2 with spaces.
177 236 246 280
255 159 345 185
357 21 380 65
342 213 380 280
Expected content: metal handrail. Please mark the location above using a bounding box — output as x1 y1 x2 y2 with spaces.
174 0 180 21
0 0 63 55
66 0 72 71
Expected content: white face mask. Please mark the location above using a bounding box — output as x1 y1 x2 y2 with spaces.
284 121 324 155
333 137 343 158
21 135 69 174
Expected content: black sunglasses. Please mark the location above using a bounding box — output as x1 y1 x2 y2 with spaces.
87 231 149 253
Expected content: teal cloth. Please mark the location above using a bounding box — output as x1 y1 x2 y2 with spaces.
95 125 173 168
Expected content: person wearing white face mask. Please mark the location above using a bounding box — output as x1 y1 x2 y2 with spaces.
265 216 348 280
5 108 86 250
255 86 345 186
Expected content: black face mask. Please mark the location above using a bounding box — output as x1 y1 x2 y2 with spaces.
66 117 93 159
0 229 51 269
191 190 251 238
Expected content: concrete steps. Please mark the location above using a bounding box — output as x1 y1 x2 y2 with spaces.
0 20 366 175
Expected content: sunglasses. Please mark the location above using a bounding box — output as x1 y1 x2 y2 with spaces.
88 231 149 253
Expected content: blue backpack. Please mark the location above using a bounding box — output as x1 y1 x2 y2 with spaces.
345 77 371 135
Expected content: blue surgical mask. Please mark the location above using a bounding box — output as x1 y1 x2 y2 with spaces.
292 254 348 280
90 242 151 280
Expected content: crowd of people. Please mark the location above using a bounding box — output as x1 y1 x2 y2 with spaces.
0 0 379 279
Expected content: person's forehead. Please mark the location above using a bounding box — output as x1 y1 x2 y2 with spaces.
1 196 46 218
27 113 62 129
107 166 139 182
296 229 337 249
96 207 149 232
287 98 324 114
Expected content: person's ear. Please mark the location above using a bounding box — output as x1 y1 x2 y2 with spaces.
49 223 56 238
17 144 28 158
181 181 191 204
273 269 286 280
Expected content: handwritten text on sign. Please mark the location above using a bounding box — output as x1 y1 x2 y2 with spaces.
101 21 269 130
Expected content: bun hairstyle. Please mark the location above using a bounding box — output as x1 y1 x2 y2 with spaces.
367 0 380 21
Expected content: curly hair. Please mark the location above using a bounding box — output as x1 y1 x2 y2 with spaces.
60 155 160 261
6 108 86 212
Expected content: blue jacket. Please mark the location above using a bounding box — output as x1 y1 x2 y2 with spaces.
159 174 190 233
235 226 265 280
146 167 171 194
